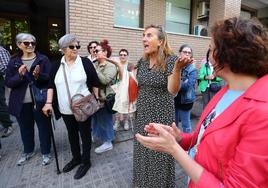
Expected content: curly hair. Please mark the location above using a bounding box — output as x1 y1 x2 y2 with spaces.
211 17 268 77
99 39 112 58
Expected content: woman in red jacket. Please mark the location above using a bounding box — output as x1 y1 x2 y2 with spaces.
136 17 268 187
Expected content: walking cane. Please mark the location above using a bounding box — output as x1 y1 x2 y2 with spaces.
49 112 61 174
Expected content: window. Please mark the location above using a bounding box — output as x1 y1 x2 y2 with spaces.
166 0 191 34
0 17 29 53
114 0 142 28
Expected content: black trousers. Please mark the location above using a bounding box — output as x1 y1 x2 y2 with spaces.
201 88 217 110
61 114 91 164
0 76 12 129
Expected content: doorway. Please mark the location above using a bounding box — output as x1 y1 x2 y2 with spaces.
0 0 65 60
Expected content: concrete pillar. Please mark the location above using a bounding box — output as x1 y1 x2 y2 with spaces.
143 0 165 27
209 0 241 30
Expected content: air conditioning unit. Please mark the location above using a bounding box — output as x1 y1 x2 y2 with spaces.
194 25 208 36
198 1 209 19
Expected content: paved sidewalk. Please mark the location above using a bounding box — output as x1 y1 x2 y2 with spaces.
0 97 202 188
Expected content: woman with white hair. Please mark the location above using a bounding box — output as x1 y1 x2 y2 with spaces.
42 34 100 180
5 33 52 166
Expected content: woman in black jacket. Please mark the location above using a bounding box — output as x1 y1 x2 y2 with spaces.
5 33 52 166
42 34 100 180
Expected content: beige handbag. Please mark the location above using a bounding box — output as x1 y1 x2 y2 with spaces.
62 63 99 122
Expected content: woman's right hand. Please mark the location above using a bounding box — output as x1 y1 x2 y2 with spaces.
42 103 53 117
18 64 27 76
144 122 182 142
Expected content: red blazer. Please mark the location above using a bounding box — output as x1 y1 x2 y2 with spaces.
180 75 268 188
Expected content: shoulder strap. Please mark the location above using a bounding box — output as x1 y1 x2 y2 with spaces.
61 63 72 105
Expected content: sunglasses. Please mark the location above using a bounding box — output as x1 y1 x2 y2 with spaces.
21 41 36 47
89 46 96 49
94 49 103 53
68 45 81 50
119 54 127 56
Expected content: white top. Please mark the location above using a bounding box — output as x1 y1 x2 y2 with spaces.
87 55 96 63
112 63 137 114
55 55 90 114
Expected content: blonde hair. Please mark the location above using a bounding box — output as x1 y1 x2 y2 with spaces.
143 25 174 71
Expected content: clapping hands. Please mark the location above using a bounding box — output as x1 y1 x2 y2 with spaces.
33 65 40 79
136 123 182 154
18 64 27 76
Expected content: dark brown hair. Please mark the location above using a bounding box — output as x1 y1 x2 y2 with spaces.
99 39 112 58
119 49 129 55
179 44 193 58
211 17 268 77
87 40 99 53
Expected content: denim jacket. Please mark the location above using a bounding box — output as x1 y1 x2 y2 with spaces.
177 64 197 104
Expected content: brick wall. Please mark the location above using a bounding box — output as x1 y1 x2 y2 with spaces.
144 0 165 27
224 0 241 18
68 0 240 67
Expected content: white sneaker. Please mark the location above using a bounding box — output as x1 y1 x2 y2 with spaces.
42 154 51 166
94 142 113 154
113 121 120 131
124 121 129 130
17 152 35 166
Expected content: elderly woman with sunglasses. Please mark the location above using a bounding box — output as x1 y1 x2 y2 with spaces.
5 33 52 166
137 17 268 188
42 34 100 179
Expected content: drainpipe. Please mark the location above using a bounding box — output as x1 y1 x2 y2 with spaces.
65 0 69 33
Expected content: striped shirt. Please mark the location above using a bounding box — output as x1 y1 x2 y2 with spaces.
0 46 10 75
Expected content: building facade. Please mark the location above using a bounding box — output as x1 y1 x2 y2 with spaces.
0 0 267 64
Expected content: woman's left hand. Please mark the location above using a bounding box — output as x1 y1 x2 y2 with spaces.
174 56 193 71
136 123 179 154
33 65 40 79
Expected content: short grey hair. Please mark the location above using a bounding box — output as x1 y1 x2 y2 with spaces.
16 33 36 45
58 34 79 50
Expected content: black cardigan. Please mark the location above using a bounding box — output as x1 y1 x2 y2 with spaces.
48 56 100 119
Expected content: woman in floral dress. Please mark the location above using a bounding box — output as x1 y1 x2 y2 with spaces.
133 25 192 188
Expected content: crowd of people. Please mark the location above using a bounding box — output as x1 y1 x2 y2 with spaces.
1 16 268 187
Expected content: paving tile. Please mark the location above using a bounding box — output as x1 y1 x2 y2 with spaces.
0 98 204 188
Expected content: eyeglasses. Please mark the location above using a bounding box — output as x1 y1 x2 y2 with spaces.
89 46 96 49
182 51 192 55
21 41 36 47
119 54 128 57
68 45 81 50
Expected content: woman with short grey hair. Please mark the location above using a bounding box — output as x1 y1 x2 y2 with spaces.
16 33 36 45
58 34 78 49
42 33 100 180
5 33 52 166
